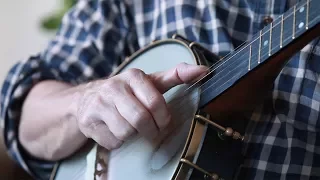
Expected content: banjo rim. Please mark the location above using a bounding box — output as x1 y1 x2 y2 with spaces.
109 38 200 77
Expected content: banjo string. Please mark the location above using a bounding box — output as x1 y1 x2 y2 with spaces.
164 2 314 107
186 0 311 92
164 13 318 116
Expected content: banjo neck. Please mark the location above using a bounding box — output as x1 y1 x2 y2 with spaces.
196 0 320 120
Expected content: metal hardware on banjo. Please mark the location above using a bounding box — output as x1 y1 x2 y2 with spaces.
50 1 320 179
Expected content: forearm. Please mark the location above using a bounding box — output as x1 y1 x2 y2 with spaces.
19 80 87 161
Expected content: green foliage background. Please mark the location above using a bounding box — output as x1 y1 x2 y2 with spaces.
41 0 76 31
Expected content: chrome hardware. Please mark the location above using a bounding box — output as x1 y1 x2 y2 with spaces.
172 34 190 43
172 33 221 67
189 41 200 48
94 154 107 177
194 115 245 141
176 113 245 180
180 158 223 180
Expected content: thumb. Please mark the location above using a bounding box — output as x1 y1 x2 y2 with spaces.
148 63 209 94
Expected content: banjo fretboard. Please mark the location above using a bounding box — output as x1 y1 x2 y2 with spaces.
199 0 320 108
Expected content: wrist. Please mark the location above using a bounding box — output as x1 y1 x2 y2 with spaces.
67 82 90 122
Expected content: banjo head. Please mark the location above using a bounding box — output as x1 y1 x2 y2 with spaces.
102 39 201 180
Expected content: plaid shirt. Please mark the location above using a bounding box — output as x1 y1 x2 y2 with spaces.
1 0 320 179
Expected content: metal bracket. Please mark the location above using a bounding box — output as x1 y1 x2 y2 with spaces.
194 115 245 141
178 113 245 180
180 158 222 180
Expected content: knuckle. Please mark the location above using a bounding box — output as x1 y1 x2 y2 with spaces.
103 79 118 91
126 68 146 81
132 110 151 127
77 100 102 126
103 80 123 98
77 114 90 128
88 121 102 130
114 128 133 141
109 140 123 150
89 94 103 108
176 62 189 71
78 94 103 121
177 62 188 67
147 95 164 111
126 68 144 76
78 119 100 138
163 114 171 128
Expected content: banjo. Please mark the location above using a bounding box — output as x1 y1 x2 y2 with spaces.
50 0 320 179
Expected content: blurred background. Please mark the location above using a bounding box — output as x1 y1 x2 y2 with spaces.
0 0 74 179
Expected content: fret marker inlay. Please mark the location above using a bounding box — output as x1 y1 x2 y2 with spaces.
299 7 305 13
299 22 305 29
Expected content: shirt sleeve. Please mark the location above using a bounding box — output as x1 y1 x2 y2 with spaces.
0 0 136 179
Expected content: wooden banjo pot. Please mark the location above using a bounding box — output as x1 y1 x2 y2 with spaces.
50 1 320 180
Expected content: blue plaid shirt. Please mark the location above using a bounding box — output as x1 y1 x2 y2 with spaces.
1 0 320 179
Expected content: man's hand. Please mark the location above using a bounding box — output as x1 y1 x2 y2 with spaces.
76 63 207 150
19 62 207 160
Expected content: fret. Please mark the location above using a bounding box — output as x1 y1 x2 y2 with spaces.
249 34 260 69
280 15 284 48
292 5 296 39
270 16 282 55
282 8 294 48
258 31 262 64
306 0 309 29
248 45 252 70
269 22 272 56
260 23 271 62
309 0 319 27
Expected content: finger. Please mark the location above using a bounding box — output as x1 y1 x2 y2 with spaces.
114 87 159 138
127 70 170 131
97 105 137 141
149 63 208 93
87 120 123 150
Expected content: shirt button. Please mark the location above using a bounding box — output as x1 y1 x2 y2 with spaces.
263 16 273 25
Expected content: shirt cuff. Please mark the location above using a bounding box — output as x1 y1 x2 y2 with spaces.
0 55 60 180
